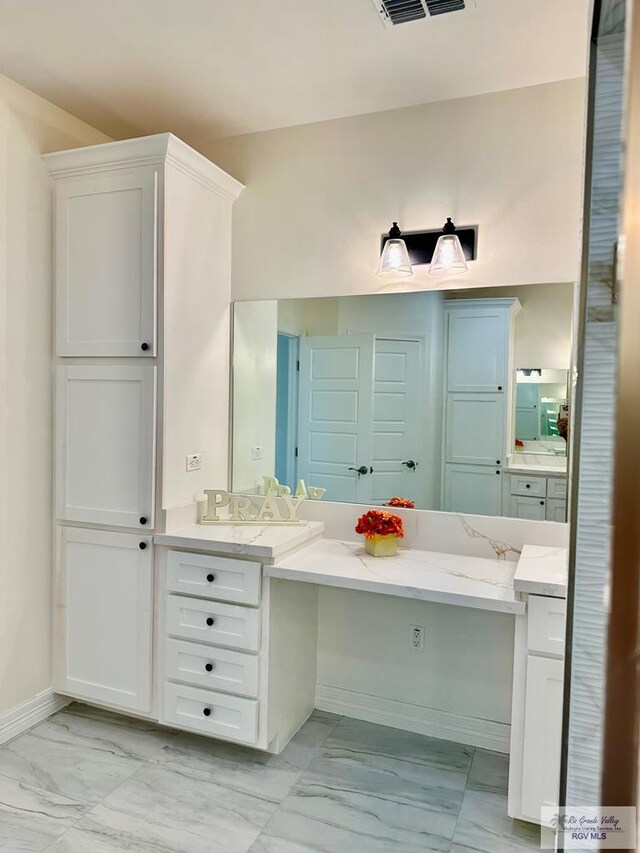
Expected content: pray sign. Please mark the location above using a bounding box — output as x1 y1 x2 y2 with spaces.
202 489 305 525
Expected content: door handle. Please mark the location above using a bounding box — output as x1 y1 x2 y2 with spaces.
402 460 417 470
348 465 369 476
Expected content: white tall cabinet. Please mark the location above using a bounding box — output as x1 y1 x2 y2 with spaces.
46 135 243 716
442 299 520 515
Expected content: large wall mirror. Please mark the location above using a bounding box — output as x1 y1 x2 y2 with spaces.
232 284 573 521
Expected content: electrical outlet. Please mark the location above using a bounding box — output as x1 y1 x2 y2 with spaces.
409 625 425 652
186 453 202 472
251 446 264 461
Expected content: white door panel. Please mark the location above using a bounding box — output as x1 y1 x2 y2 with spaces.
370 339 425 506
443 464 503 515
55 168 158 357
521 656 564 820
297 335 374 503
54 527 153 712
446 308 507 392
56 365 156 528
446 394 504 465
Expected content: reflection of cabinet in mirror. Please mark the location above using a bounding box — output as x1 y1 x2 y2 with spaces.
442 299 520 515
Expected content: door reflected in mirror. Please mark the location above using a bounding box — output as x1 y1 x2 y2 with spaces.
232 284 573 520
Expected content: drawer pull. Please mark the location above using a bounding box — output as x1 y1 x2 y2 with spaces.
540 500 545 506
206 617 215 627
140 516 148 525
525 484 531 489
203 707 212 717
139 541 147 550
141 342 149 352
206 573 216 583
205 662 214 672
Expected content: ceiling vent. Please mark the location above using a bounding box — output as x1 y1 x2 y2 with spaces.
372 0 465 27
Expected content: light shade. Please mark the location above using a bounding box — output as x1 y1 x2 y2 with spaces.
376 222 413 278
429 218 469 275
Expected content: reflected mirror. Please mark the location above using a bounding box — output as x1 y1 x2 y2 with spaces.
514 368 569 457
232 284 573 521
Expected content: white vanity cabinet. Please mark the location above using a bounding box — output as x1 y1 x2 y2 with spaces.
506 473 568 523
54 167 158 357
46 135 243 713
442 299 520 514
509 593 566 824
158 547 318 751
54 527 153 713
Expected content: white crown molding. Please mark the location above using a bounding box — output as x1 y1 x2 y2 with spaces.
0 689 70 746
43 132 244 202
316 684 510 753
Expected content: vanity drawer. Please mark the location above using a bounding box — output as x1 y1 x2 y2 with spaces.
167 550 261 606
547 478 568 500
510 474 547 498
162 682 258 745
165 638 259 697
166 594 261 652
527 595 566 657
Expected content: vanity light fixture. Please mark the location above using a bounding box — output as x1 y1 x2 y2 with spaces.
428 218 469 275
377 218 476 278
376 222 413 277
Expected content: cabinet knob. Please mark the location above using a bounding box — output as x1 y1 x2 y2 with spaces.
540 501 545 506
139 516 148 526
203 707 212 717
525 484 531 489
205 663 214 673
206 617 215 627
139 542 147 550
495 470 500 475
206 573 215 583
498 385 503 391
140 342 149 352
496 460 501 466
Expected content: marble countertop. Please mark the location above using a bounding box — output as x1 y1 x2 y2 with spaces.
268 538 525 614
513 544 568 597
154 521 324 564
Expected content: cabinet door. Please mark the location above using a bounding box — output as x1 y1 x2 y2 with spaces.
446 308 508 392
509 495 547 521
443 464 503 516
521 655 564 821
546 498 567 523
54 527 153 713
56 365 156 528
445 394 505 465
55 168 158 356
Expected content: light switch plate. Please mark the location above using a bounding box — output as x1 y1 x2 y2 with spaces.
251 446 264 461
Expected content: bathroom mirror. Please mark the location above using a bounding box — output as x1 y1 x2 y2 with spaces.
513 368 569 457
232 284 573 520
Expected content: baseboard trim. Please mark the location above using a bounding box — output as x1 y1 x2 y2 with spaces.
316 685 510 753
0 689 70 746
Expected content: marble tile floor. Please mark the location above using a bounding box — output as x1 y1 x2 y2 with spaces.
0 703 541 853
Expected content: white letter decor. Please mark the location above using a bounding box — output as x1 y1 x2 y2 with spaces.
201 489 306 525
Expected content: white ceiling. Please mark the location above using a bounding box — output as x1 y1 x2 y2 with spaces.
0 0 589 142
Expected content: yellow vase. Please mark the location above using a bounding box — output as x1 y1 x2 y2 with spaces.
364 534 399 557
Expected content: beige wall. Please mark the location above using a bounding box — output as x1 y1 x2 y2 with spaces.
0 75 110 715
207 79 586 302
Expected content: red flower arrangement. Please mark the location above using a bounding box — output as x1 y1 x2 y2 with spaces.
355 509 405 540
384 497 415 509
